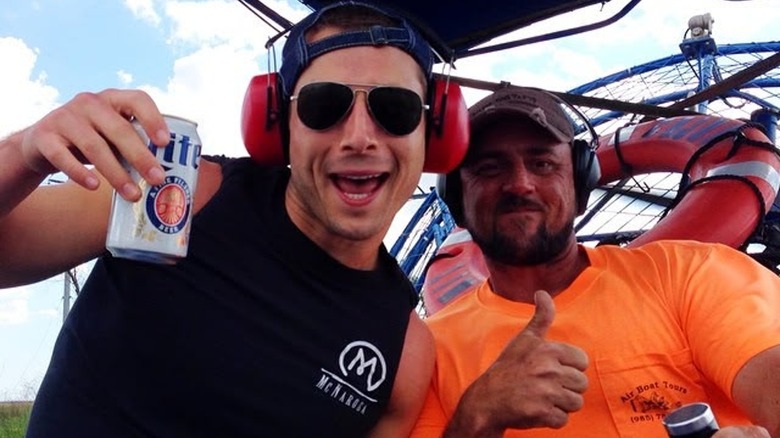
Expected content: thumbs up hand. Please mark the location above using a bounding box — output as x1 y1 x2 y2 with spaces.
444 291 589 437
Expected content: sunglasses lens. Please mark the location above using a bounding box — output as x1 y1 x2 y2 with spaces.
295 82 424 135
296 82 354 130
368 87 423 136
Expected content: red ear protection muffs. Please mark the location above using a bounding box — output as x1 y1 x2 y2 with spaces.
424 79 469 174
241 73 285 166
240 73 469 174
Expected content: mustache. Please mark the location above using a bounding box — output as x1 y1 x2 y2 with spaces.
496 194 545 213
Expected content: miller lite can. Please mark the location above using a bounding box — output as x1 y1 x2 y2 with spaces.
106 115 202 264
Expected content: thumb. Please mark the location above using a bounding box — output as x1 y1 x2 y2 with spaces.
523 290 556 338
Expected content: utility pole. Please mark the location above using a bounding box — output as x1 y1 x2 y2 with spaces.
62 268 81 323
63 271 71 324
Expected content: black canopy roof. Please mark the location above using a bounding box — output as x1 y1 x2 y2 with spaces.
245 0 643 61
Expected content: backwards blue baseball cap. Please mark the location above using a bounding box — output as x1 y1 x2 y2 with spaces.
278 1 436 99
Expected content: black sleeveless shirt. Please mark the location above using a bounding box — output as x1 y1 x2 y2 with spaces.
26 157 418 438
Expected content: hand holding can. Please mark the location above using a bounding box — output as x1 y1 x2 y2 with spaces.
106 115 202 264
10 89 169 206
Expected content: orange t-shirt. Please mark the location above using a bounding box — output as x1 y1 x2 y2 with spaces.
412 240 780 438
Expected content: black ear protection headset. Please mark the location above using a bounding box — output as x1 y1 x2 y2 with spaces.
438 89 601 225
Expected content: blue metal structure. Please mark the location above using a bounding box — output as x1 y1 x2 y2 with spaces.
570 42 780 130
388 192 455 292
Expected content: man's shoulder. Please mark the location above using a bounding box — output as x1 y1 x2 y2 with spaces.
585 239 744 275
202 154 251 167
202 155 289 180
194 155 289 213
587 239 725 257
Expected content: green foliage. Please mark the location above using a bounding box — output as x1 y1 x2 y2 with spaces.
0 402 32 438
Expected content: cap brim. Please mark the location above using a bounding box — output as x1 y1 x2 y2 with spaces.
470 107 572 144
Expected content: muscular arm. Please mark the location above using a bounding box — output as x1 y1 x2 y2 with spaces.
0 158 222 288
0 180 113 287
0 130 108 286
367 312 435 437
732 345 780 436
0 128 109 286
0 131 48 218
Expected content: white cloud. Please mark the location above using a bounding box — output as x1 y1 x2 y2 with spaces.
124 0 161 26
128 0 310 158
141 44 263 157
165 0 307 49
35 308 60 319
450 0 780 98
0 288 31 326
0 37 59 138
117 69 134 85
635 0 778 44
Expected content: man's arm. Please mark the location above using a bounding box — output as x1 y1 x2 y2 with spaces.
367 312 435 437
0 89 169 287
0 181 113 287
0 130 48 218
409 383 449 438
732 345 780 436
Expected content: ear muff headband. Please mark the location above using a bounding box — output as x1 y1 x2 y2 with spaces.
424 79 469 173
559 93 601 215
438 170 463 225
240 73 469 174
571 138 600 215
241 73 285 166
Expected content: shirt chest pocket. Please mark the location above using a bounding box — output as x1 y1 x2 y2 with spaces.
595 349 709 438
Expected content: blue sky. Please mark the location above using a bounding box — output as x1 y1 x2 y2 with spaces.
0 0 777 400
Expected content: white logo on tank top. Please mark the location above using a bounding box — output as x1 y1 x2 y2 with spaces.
314 340 388 415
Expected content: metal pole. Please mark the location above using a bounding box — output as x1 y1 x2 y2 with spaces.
751 109 779 145
63 272 70 323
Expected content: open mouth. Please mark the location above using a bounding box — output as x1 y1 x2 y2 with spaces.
331 173 389 201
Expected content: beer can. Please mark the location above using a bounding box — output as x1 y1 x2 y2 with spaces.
663 402 719 438
106 115 202 264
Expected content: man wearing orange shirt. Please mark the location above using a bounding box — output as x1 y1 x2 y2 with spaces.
412 86 780 437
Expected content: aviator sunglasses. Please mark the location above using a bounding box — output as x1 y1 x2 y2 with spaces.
290 82 428 136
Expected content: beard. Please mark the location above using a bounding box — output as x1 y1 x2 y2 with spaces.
467 196 575 266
